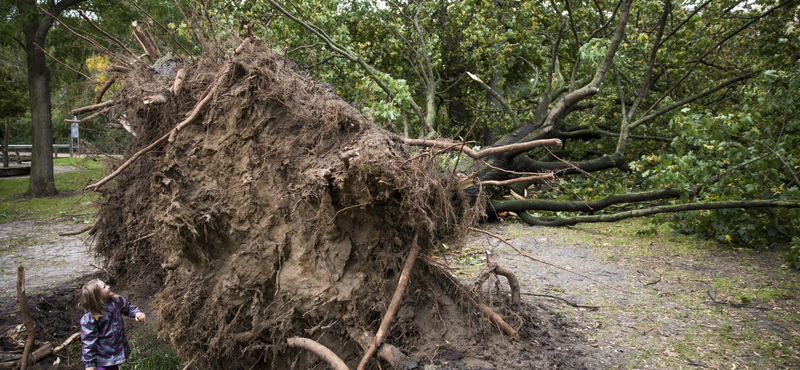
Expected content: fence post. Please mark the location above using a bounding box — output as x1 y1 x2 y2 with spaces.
3 118 8 168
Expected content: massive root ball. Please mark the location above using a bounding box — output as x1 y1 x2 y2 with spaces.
93 39 480 368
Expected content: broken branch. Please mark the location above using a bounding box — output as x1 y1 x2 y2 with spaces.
58 225 95 236
132 21 162 63
17 267 34 370
64 108 110 124
95 76 117 104
70 100 116 116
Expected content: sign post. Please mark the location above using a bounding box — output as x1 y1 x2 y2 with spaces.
70 118 79 158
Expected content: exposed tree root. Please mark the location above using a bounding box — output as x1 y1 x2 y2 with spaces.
353 331 416 369
473 251 521 306
83 39 244 191
477 303 519 340
286 337 349 370
357 235 420 370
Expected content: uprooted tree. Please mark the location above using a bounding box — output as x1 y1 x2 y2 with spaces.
69 32 587 368
60 0 800 367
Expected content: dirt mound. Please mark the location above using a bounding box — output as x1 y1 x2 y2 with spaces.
87 38 595 369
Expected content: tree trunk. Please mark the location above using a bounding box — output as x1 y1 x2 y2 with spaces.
17 0 60 197
26 60 56 196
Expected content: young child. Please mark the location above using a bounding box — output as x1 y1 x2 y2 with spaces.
79 279 146 370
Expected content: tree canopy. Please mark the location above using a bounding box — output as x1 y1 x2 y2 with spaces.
25 0 800 257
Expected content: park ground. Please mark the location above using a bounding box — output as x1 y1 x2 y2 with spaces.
0 163 798 369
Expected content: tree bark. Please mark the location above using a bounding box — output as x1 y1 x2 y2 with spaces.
17 0 86 197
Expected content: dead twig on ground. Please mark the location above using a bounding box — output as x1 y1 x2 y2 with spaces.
357 234 420 370
521 293 601 310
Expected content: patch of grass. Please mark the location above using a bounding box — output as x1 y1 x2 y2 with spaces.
0 157 106 223
122 338 183 370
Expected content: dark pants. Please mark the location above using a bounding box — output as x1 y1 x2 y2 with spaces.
97 366 119 370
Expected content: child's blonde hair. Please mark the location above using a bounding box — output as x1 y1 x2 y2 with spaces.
80 279 104 319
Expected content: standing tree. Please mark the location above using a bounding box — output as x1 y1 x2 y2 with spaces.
13 0 85 196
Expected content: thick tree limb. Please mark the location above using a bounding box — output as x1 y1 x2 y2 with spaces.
512 151 629 175
286 337 349 370
519 200 800 227
492 188 680 213
357 235 420 370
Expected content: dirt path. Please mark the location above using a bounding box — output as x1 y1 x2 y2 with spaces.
0 220 97 297
458 221 800 369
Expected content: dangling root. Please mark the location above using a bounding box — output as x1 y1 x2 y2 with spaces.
286 337 349 370
357 235 420 370
473 251 521 306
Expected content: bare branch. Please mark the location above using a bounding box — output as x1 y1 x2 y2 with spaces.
34 43 94 82
70 99 115 116
467 72 521 128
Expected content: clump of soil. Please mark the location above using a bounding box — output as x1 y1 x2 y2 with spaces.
86 38 597 369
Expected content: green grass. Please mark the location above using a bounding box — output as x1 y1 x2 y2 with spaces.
0 157 106 223
122 338 184 370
